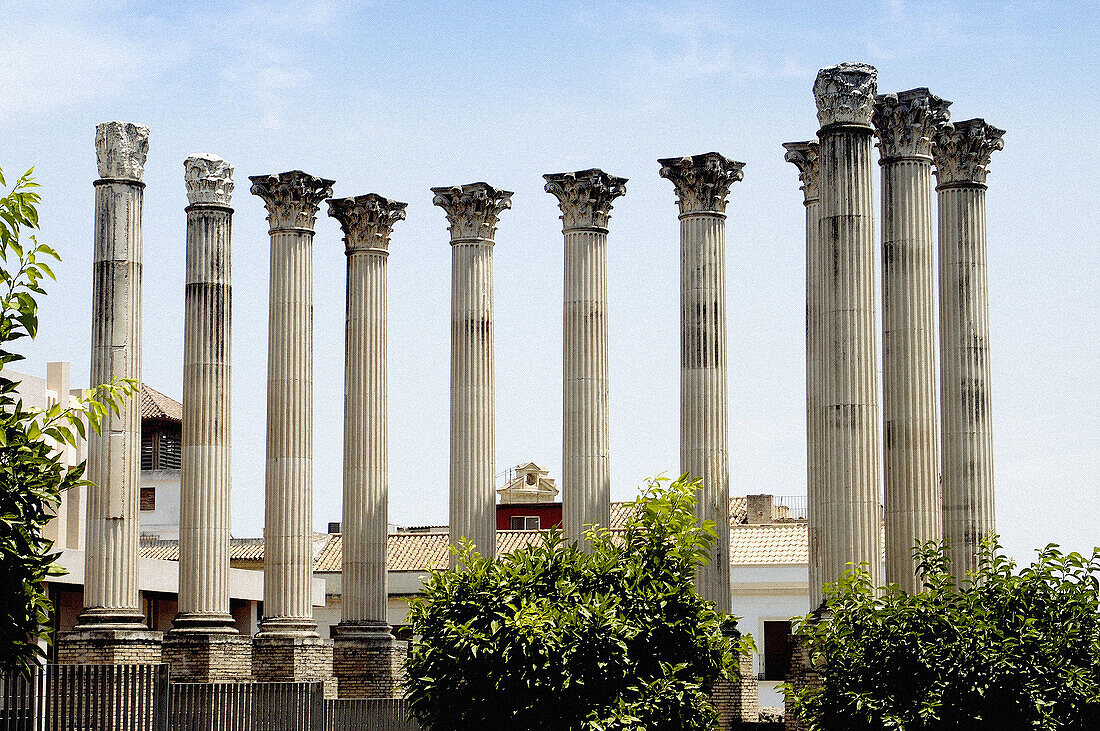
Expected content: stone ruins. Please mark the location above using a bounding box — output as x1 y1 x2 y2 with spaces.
56 61 1003 720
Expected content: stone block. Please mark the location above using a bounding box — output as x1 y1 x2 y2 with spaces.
251 635 331 684
332 635 407 699
56 628 163 665
163 633 252 682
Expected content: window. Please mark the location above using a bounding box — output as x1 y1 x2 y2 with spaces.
763 620 793 681
140 486 156 512
141 425 181 470
509 515 540 530
525 472 537 486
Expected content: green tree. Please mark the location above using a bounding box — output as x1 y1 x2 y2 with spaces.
0 167 138 676
405 474 754 731
785 537 1100 730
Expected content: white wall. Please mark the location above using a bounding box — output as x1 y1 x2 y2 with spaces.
139 470 181 540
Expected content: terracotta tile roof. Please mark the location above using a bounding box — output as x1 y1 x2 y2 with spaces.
140 384 182 422
609 496 748 528
729 523 808 565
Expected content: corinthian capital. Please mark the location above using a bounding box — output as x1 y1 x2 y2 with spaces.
431 182 513 241
96 121 150 181
543 168 627 231
782 141 821 203
184 154 234 206
873 88 951 160
658 152 745 216
932 119 1005 186
249 170 335 232
328 194 407 253
813 63 878 128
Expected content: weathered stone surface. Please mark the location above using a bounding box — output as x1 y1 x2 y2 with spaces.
815 65 884 590
252 636 331 683
434 183 511 563
783 141 824 608
249 170 334 231
545 169 625 544
660 153 742 613
57 629 163 665
813 63 877 128
875 94 946 592
252 170 334 638
172 155 236 635
184 153 234 206
873 88 951 160
932 118 1005 186
332 635 407 699
95 121 149 180
164 634 252 682
328 195 405 629
430 182 512 241
657 152 744 216
543 168 626 230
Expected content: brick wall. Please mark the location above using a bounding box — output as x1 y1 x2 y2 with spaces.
333 637 408 699
163 634 252 682
783 630 822 731
56 629 163 665
713 651 759 728
252 636 333 687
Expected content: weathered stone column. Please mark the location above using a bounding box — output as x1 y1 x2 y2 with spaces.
59 121 161 664
432 183 512 564
814 63 883 589
873 90 951 592
782 141 825 608
250 170 334 681
658 152 744 614
327 194 408 697
164 155 252 680
932 119 1004 582
543 169 626 543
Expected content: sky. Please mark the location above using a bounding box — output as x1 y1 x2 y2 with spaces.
3 0 1097 564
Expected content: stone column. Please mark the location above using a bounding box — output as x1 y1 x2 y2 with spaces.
932 119 1004 582
782 141 825 608
814 63 883 589
250 170 334 681
543 169 626 543
873 90 951 592
59 121 161 665
658 152 744 614
327 194 408 698
432 183 512 564
165 155 251 681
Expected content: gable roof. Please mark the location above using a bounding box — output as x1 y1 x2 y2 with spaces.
140 384 182 422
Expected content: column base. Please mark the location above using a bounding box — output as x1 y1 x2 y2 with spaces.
332 625 407 699
251 634 331 684
712 626 759 728
56 628 163 665
163 633 252 682
170 611 238 635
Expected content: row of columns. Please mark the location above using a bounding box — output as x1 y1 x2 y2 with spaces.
784 64 1004 600
63 121 749 697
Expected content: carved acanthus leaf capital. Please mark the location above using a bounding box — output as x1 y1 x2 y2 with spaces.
658 152 745 215
184 154 234 206
327 194 407 253
543 168 627 230
873 88 951 160
932 119 1005 186
96 121 149 181
431 182 513 241
249 170 335 232
782 141 820 202
813 63 878 128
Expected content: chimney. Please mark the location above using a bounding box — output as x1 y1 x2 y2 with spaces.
746 494 774 524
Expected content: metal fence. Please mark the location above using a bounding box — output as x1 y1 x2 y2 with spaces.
0 666 415 731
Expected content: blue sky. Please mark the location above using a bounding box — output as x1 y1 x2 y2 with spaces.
4 1 1097 563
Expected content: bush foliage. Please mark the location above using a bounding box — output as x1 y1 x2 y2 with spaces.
405 474 753 730
0 168 138 675
785 537 1100 730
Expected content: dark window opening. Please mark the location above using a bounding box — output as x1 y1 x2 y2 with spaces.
140 486 156 511
142 423 181 470
509 516 540 530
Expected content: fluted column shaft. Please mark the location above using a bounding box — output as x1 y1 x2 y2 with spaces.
433 183 512 565
880 159 941 589
563 228 611 536
328 194 406 633
544 169 626 543
659 153 744 615
174 155 235 632
933 119 1003 582
874 89 949 592
251 171 334 637
80 122 149 629
783 141 824 608
815 63 883 589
